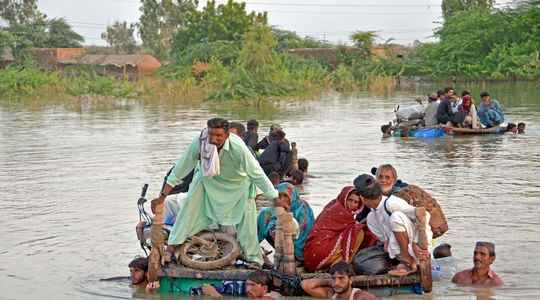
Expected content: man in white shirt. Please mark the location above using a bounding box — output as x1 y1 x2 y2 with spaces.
354 174 432 276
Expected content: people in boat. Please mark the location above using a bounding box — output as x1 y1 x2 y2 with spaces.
436 87 456 125
452 241 503 287
151 117 278 268
432 243 458 281
301 261 378 300
258 129 292 177
303 186 378 272
453 95 480 129
244 119 260 151
518 122 526 134
354 174 432 277
477 92 505 128
423 93 439 127
257 182 314 263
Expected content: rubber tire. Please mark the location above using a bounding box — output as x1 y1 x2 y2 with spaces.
179 232 241 270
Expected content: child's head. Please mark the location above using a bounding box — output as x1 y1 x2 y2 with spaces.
289 169 304 186
433 243 452 259
518 122 526 134
268 171 281 187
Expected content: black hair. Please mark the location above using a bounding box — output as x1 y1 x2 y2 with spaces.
506 123 517 132
247 270 271 286
271 129 286 140
433 243 452 259
207 117 230 131
437 90 445 97
229 122 246 137
247 119 259 130
268 171 281 185
353 174 382 200
476 241 496 257
461 90 471 97
480 91 490 98
444 87 454 94
289 169 304 185
129 257 148 272
298 158 309 172
329 261 355 277
518 122 525 128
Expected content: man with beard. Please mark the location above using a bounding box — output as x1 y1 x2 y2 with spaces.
452 242 503 287
367 164 448 239
151 118 278 268
301 262 377 299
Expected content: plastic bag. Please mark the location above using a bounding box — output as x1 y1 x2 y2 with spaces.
353 243 396 275
395 104 425 121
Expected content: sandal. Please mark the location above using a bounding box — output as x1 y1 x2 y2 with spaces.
388 262 417 277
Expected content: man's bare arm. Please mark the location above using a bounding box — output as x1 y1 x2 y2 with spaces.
301 278 333 298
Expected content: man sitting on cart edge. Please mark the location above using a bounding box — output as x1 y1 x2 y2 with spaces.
150 117 278 267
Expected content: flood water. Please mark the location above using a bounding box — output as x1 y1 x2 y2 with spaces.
1 82 539 300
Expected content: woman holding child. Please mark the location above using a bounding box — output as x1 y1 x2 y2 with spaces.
303 186 378 272
257 182 315 262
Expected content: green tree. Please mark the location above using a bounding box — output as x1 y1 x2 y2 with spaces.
45 18 84 48
102 21 137 54
441 0 494 20
138 0 197 59
0 0 45 25
171 0 267 60
350 31 377 57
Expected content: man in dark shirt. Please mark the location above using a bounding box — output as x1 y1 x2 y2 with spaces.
436 87 456 125
244 119 259 151
258 129 291 177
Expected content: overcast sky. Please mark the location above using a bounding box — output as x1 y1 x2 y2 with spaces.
37 0 513 46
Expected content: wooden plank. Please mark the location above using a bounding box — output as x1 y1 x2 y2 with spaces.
160 265 420 288
416 207 432 292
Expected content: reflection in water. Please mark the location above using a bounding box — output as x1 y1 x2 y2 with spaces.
1 82 539 299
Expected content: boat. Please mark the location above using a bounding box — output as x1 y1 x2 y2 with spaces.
143 201 433 297
389 125 507 138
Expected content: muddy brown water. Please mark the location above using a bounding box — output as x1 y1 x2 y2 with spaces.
1 82 539 299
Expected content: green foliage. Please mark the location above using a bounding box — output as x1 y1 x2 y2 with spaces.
177 41 241 66
138 0 197 59
0 64 59 97
171 0 266 61
441 0 494 20
0 0 45 26
350 31 377 57
102 21 137 54
0 64 138 99
66 69 137 98
404 5 540 80
272 28 330 52
43 18 84 48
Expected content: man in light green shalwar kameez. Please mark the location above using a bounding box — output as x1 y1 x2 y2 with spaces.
151 118 278 265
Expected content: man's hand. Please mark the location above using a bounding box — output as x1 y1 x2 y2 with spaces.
146 281 160 293
412 243 430 261
151 196 165 214
202 284 223 298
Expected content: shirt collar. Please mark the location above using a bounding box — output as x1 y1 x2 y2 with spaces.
374 196 387 210
221 136 231 152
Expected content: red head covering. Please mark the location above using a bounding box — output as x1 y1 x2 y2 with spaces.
303 186 377 272
460 95 472 112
